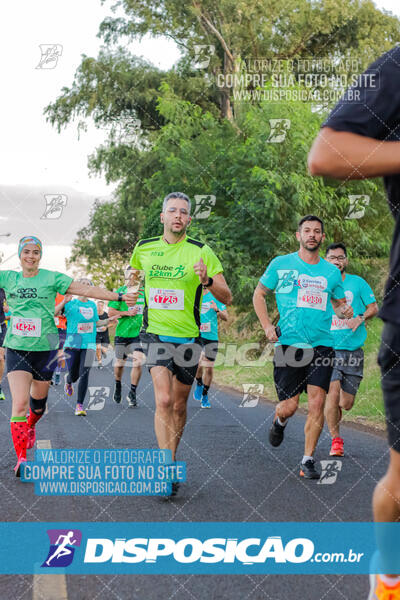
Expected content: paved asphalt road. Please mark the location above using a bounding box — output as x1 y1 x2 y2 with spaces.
0 364 388 599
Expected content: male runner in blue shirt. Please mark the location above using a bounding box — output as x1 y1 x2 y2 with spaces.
325 243 378 457
253 215 352 479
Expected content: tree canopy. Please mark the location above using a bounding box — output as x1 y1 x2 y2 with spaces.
45 0 397 302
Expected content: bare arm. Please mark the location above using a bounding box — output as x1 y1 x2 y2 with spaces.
66 282 138 306
108 307 132 319
206 273 232 306
308 127 400 180
210 300 229 322
54 294 72 315
96 316 118 327
348 301 379 331
363 301 379 321
54 303 63 316
193 259 232 305
252 282 278 342
218 308 229 322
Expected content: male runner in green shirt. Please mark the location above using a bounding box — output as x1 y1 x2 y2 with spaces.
130 192 232 495
108 280 145 407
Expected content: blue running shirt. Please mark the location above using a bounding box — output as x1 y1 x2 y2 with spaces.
200 291 226 341
64 299 99 350
260 252 345 348
329 273 376 351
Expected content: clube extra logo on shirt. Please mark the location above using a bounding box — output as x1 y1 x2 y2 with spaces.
148 264 187 280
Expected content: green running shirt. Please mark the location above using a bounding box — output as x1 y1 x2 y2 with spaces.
130 236 223 338
0 269 73 351
108 285 145 338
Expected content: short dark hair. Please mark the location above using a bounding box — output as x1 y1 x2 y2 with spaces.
325 242 347 257
297 215 324 233
163 192 191 213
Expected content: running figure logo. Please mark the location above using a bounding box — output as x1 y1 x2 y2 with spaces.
240 384 264 407
192 45 215 69
36 44 63 69
193 195 216 219
346 195 370 220
41 194 68 220
318 460 343 485
267 119 291 143
87 387 109 411
42 529 82 568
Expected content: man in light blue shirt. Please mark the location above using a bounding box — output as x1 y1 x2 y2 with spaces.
325 243 378 457
253 215 353 479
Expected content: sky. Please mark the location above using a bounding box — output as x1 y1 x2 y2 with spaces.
0 0 398 271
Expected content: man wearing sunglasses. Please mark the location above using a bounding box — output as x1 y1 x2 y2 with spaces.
325 243 378 457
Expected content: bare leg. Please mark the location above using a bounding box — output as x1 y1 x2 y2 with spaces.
130 351 145 386
170 376 192 459
194 364 203 381
7 371 32 417
373 449 400 522
325 380 341 438
304 385 326 457
275 394 300 422
0 347 5 387
151 366 174 452
201 363 213 387
114 362 124 382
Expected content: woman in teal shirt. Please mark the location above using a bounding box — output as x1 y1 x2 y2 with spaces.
56 279 117 416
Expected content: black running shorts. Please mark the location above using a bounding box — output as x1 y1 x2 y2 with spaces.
114 336 143 361
6 348 58 381
140 332 202 386
199 337 219 362
273 345 335 401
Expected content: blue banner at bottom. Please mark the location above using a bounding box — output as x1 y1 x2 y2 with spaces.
1 522 399 574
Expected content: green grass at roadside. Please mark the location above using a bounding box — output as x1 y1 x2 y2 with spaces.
213 318 385 427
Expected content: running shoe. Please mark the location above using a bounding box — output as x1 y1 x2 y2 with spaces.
330 436 344 457
201 395 211 409
113 384 122 404
368 574 400 599
27 426 36 450
299 459 320 479
269 418 286 447
14 457 27 478
75 403 87 416
64 374 73 396
166 482 180 498
193 383 203 401
0 389 5 401
127 390 137 408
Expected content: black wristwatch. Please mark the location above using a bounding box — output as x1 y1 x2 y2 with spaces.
203 277 213 288
117 291 124 302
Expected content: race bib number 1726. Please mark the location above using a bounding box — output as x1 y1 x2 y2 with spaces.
148 289 184 310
